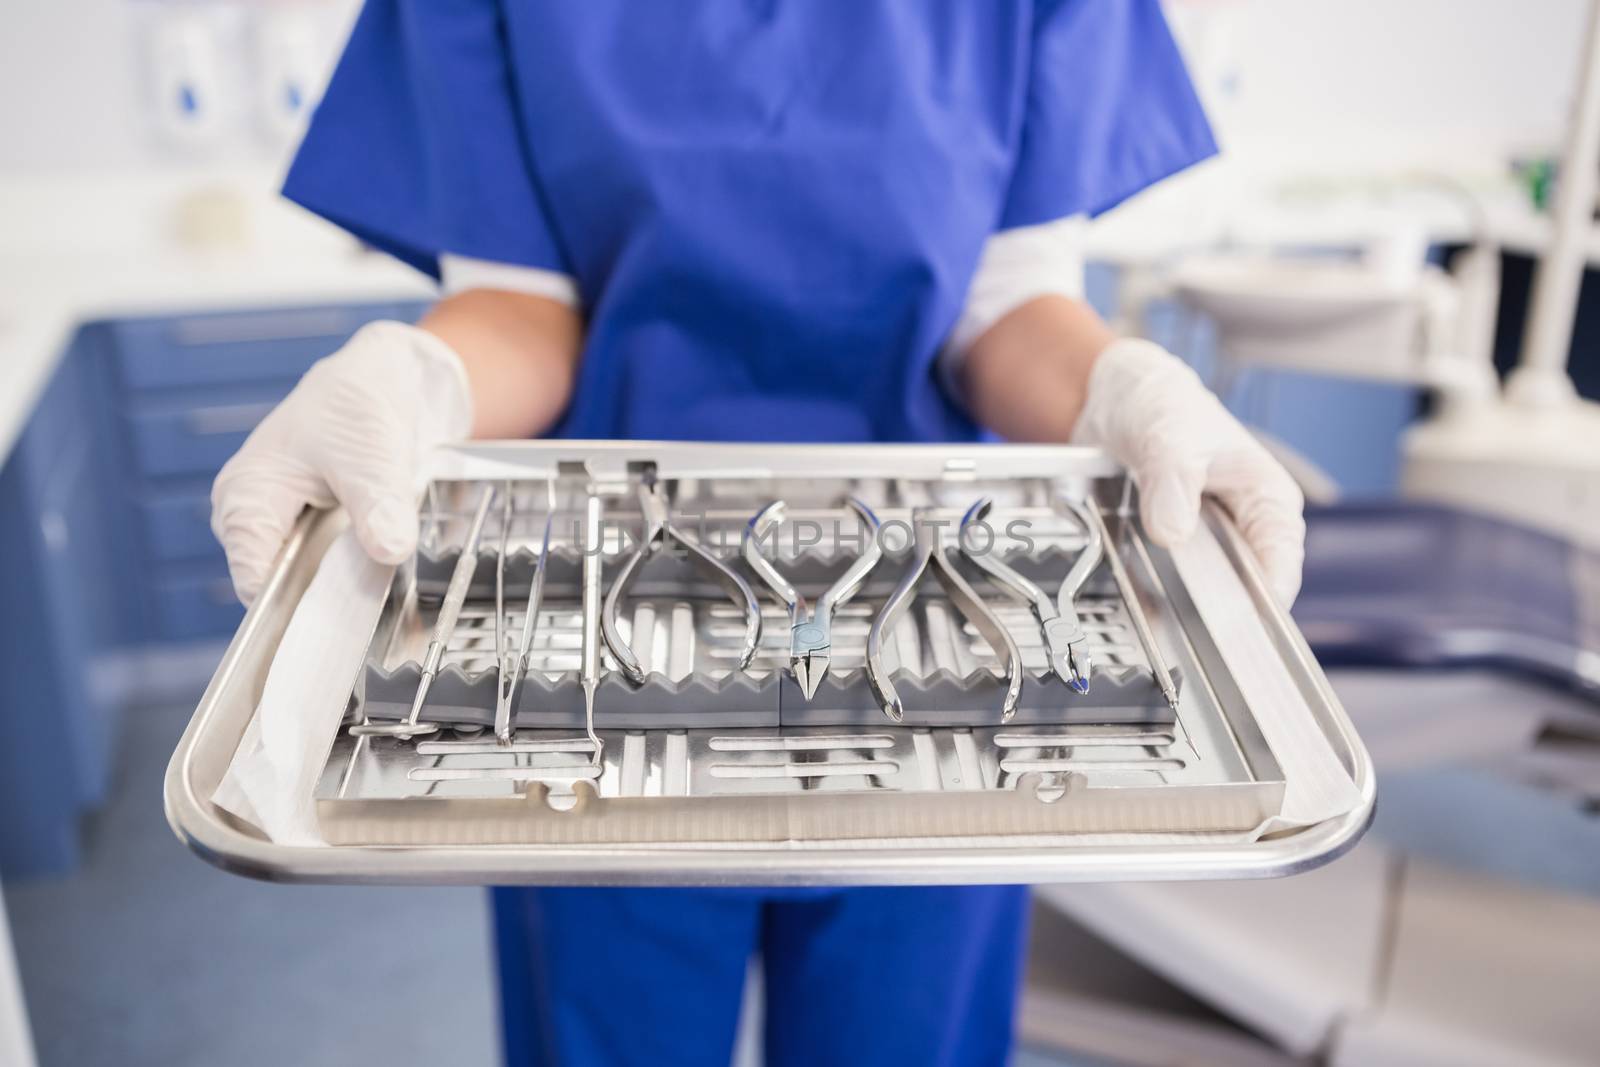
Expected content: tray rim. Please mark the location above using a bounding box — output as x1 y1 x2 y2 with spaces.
164 441 1375 886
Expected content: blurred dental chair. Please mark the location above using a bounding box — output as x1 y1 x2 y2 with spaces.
1121 222 1505 499
1295 503 1600 799
1167 237 1501 406
1025 842 1600 1067
1021 502 1600 1067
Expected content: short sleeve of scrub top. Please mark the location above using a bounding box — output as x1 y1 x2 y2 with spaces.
1002 0 1217 228
281 0 568 281
282 0 1217 444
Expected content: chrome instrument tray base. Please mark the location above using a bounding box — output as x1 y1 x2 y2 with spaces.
166 442 1374 885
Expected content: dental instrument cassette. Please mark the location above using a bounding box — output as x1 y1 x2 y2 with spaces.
167 441 1373 885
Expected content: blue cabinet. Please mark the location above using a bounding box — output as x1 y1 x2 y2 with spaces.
109 307 393 391
108 302 425 646
0 300 425 876
0 330 122 875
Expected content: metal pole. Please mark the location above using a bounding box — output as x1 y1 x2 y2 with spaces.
1508 0 1600 407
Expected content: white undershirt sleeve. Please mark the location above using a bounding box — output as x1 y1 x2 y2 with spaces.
938 215 1088 405
438 253 581 308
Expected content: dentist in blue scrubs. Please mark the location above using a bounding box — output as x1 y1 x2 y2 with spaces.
212 2 1307 1063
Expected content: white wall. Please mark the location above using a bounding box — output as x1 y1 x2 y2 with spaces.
1 1 148 171
1172 0 1590 171
0 0 1591 176
0 0 356 173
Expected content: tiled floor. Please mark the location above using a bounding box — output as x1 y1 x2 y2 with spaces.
3 702 1098 1067
5 703 498 1067
6 686 1596 1066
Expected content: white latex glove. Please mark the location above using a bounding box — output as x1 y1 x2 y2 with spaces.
211 321 474 605
1072 338 1306 606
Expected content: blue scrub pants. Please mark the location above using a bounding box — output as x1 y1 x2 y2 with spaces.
492 885 1029 1066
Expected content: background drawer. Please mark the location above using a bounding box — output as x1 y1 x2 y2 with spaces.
137 492 223 564
110 304 408 391
149 569 244 642
124 396 283 480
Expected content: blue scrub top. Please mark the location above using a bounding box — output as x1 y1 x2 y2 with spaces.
285 0 1215 445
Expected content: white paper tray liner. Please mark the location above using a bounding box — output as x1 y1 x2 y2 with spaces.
213 530 393 845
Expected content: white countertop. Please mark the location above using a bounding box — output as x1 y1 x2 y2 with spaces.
0 170 436 464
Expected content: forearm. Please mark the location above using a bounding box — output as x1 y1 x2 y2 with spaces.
957 294 1115 442
421 289 584 439
961 296 1305 604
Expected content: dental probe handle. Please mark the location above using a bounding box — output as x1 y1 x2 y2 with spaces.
418 485 497 680
580 491 605 763
1083 500 1179 710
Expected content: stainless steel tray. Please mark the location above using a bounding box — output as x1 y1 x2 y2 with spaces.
166 441 1373 885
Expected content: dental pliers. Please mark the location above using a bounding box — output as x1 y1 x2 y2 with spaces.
743 497 884 699
601 470 762 684
960 495 1103 694
865 508 1023 723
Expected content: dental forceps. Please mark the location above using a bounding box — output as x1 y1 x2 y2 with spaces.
352 483 496 741
601 470 762 684
865 508 1023 723
743 497 884 699
959 495 1103 694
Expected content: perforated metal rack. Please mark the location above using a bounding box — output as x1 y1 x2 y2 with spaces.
166 441 1373 885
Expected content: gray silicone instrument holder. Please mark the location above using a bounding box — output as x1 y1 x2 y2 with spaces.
365 542 1181 729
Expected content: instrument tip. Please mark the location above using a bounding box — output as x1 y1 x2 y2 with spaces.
794 652 828 700
1064 650 1092 695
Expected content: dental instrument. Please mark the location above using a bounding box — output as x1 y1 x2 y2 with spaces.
865 507 1023 723
494 479 556 745
960 495 1103 693
601 470 761 685
350 483 495 740
743 497 884 698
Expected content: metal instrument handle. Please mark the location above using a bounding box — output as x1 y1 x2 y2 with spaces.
959 497 1056 623
1057 496 1105 610
517 479 557 668
1082 500 1179 709
866 511 1023 723
426 485 496 671
599 518 650 683
607 477 762 681
580 492 605 762
350 484 497 743
926 528 1024 723
864 522 932 722
744 501 807 629
494 482 515 742
815 496 885 619
670 523 763 670
636 472 671 536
